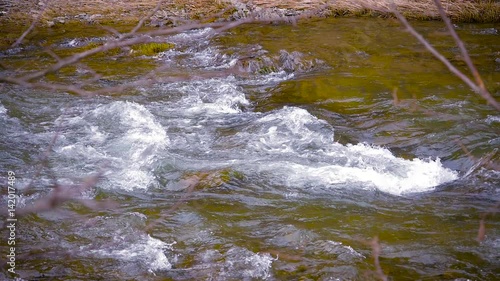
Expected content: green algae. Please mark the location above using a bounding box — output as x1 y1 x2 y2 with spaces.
130 42 175 56
0 22 177 87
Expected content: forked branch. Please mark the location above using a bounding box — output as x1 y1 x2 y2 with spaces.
389 2 499 111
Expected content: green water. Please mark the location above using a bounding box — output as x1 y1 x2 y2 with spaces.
0 18 499 280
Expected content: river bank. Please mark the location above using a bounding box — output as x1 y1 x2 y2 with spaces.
1 0 499 29
1 0 498 49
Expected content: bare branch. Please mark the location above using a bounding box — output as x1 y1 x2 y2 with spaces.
20 109 66 193
11 0 52 48
0 75 95 96
477 217 486 242
1 57 247 96
6 19 251 83
456 140 500 171
369 236 388 281
98 25 122 37
18 171 114 215
433 0 486 91
390 4 499 111
43 45 62 62
122 0 165 39
477 201 500 242
392 87 399 105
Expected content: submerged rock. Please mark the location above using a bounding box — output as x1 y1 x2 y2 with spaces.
236 48 324 75
179 169 244 190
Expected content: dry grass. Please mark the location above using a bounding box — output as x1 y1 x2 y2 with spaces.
0 0 498 27
0 0 230 25
237 0 499 21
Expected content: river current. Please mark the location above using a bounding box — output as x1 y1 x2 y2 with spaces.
1 18 499 280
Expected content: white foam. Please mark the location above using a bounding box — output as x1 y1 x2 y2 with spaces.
235 106 458 195
158 29 236 70
188 47 234 68
167 28 214 45
67 39 79 47
320 240 365 261
473 28 498 35
249 106 333 153
242 70 294 85
485 115 500 124
227 106 332 158
80 213 174 274
254 146 456 196
55 101 168 191
220 247 275 279
0 103 6 116
165 77 250 115
91 234 173 273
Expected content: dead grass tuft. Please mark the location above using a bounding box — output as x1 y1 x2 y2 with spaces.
241 0 500 22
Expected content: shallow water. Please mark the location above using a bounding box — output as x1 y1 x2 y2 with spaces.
1 18 499 280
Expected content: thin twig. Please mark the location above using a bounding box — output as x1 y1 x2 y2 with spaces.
21 107 67 193
98 25 122 37
370 236 388 281
392 87 399 105
0 58 245 96
43 46 62 62
12 0 52 48
456 140 500 171
477 201 500 242
18 169 115 215
390 4 499 111
7 19 251 83
432 0 485 91
122 0 165 39
432 0 497 110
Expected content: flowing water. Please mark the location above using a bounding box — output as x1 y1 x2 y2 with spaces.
1 18 499 280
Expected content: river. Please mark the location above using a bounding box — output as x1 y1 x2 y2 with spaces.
0 17 499 280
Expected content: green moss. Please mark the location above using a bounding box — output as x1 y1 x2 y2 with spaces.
258 65 278 74
220 169 244 182
71 42 122 57
130 42 174 56
37 40 123 62
0 33 21 50
80 41 101 50
180 168 244 190
45 65 78 82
